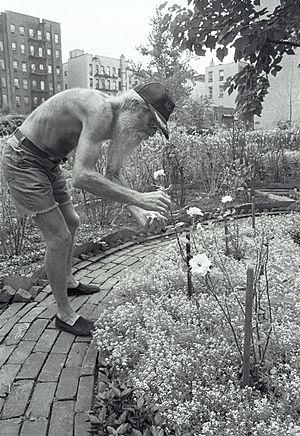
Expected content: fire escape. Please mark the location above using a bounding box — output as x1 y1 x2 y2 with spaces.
28 22 49 109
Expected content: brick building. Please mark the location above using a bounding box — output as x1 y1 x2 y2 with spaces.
63 49 141 94
0 10 63 114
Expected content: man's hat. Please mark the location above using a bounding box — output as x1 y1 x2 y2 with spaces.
134 82 175 139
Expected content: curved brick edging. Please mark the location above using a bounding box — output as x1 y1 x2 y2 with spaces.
0 234 174 436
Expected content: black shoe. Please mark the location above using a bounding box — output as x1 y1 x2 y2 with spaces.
55 315 95 336
67 282 100 296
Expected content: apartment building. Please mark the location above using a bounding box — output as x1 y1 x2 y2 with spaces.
63 49 141 94
0 10 63 114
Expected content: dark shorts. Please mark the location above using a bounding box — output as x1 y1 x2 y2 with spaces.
1 135 72 217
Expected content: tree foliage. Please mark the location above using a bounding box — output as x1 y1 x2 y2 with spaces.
136 6 196 106
163 0 300 117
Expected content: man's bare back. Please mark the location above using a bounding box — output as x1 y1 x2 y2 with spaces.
20 89 113 158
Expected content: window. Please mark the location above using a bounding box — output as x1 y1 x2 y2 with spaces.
29 28 34 37
47 48 51 56
48 65 52 74
40 80 45 91
22 62 27 72
219 85 224 98
13 60 18 70
1 77 6 88
113 80 117 90
112 67 116 76
0 40 3 51
15 96 21 106
10 24 16 34
31 64 36 72
46 31 51 41
54 33 59 44
95 64 99 74
118 68 121 77
49 81 53 91
95 78 99 89
39 64 44 71
208 86 213 99
11 42 17 52
32 80 37 90
89 64 93 75
219 69 224 82
2 94 8 105
64 70 67 77
33 96 38 106
38 47 43 57
57 83 61 92
37 30 42 40
90 78 93 88
100 65 105 75
20 44 26 54
208 71 213 82
24 96 29 105
23 79 28 89
106 66 110 76
30 45 34 55
55 49 60 58
0 59 4 69
14 78 19 89
106 79 110 89
56 66 60 75
19 26 25 35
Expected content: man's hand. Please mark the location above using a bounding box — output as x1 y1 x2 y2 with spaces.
138 190 171 215
134 210 168 233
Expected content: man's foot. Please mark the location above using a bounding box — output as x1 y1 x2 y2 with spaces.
55 315 95 336
67 282 100 296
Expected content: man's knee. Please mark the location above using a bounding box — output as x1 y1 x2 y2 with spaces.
47 228 72 252
67 212 80 233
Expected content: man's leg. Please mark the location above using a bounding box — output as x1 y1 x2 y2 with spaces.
33 206 78 325
58 202 80 288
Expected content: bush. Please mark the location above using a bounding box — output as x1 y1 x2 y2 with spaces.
0 113 26 137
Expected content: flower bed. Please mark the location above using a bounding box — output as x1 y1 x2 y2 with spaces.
93 213 300 435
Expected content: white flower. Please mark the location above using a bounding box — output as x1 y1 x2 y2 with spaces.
154 169 165 179
221 195 233 203
189 253 211 276
186 207 204 217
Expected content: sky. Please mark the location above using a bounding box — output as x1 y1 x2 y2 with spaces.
0 0 223 73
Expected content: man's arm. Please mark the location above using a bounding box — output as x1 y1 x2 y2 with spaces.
72 118 171 215
106 172 168 232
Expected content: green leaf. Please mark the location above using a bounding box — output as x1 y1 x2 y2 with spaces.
132 431 143 436
137 396 145 409
205 35 216 49
158 1 168 10
216 47 228 62
116 423 130 435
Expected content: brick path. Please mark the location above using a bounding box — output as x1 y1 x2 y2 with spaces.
0 234 174 436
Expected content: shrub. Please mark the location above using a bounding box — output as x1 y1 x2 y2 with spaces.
0 113 26 137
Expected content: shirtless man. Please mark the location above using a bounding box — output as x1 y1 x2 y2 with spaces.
1 82 175 336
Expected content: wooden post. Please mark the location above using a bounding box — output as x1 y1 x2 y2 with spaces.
186 230 193 297
251 195 255 229
242 268 254 388
224 216 230 256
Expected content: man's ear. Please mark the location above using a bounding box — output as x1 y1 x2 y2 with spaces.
131 98 141 110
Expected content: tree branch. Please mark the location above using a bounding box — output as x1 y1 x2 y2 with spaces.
268 38 300 47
